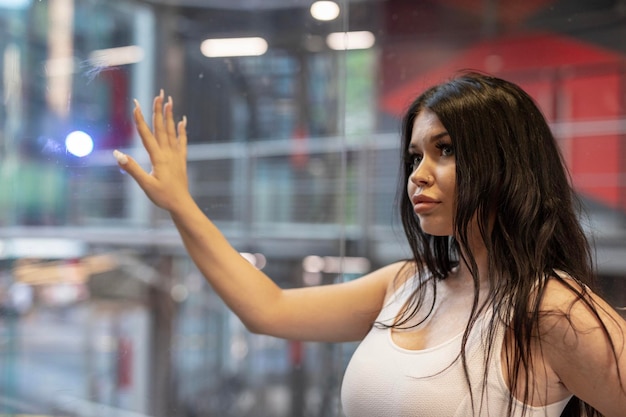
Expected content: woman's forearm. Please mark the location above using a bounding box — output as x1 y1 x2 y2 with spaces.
170 199 282 333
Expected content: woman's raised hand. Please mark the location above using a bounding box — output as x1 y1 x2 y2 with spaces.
113 90 191 212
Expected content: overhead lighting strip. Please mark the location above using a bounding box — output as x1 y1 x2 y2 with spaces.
200 37 268 58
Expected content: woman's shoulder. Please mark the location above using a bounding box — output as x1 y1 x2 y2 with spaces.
537 272 626 415
538 270 595 314
380 260 436 304
541 270 592 302
381 260 415 291
536 270 625 348
533 271 604 328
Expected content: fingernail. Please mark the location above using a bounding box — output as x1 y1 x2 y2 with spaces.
182 115 187 127
113 149 129 165
168 96 173 106
160 89 164 99
133 98 140 109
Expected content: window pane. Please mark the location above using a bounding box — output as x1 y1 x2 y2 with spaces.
0 1 624 417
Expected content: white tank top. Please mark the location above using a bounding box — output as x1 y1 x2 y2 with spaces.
341 275 572 417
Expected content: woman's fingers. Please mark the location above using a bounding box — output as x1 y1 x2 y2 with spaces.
134 90 183 153
130 91 187 160
115 92 190 211
113 150 156 195
178 115 188 149
115 150 172 210
152 90 168 146
165 96 178 148
133 101 158 155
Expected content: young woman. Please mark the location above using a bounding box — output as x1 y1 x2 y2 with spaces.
113 72 625 416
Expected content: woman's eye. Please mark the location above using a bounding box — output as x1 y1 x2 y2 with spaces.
438 144 454 156
410 155 422 170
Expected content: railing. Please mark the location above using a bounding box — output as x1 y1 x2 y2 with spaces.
0 133 407 262
0 126 625 269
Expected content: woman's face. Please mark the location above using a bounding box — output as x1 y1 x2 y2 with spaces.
406 109 456 236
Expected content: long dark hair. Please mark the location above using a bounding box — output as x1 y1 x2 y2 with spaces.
394 72 616 417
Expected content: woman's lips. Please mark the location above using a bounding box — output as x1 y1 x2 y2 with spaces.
411 195 441 214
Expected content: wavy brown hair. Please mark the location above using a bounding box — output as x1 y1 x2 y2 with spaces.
392 72 620 417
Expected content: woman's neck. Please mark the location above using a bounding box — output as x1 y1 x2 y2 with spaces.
454 237 490 286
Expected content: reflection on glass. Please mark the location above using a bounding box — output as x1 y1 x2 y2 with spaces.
0 1 625 417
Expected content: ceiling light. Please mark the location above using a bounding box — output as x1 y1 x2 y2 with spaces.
65 130 94 157
201 37 268 58
310 1 340 21
89 45 144 67
326 31 376 50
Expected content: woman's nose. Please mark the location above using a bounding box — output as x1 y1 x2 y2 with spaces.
410 161 434 186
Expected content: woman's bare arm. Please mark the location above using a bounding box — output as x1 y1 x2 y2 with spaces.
113 92 399 342
540 278 626 417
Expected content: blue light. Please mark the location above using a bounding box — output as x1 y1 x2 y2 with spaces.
0 0 31 9
65 131 94 157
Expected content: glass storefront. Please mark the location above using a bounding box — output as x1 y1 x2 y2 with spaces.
0 0 625 416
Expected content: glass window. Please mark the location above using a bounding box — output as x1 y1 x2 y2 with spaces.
0 1 624 416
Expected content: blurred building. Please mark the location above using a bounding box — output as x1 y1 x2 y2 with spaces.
0 1 625 416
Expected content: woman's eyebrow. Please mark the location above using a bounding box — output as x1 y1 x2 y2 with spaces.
430 131 450 142
408 131 450 152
